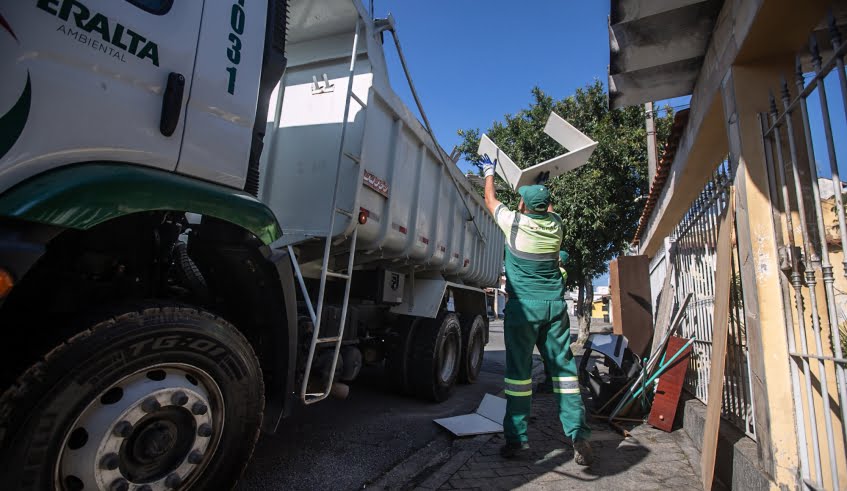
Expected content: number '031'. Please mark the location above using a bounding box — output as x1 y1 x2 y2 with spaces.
226 0 246 95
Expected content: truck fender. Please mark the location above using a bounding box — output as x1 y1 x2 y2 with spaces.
261 246 299 432
0 162 282 245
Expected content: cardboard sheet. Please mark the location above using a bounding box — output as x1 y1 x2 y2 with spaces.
434 393 507 436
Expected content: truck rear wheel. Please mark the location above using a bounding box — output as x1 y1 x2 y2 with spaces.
385 316 419 394
409 313 462 402
0 304 264 491
458 315 486 384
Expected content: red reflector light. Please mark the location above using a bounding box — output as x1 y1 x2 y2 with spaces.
358 208 369 224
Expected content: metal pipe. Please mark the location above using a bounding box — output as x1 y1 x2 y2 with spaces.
770 98 823 483
801 46 847 454
609 335 698 420
781 81 838 489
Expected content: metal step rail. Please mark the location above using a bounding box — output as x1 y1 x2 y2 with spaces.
288 15 364 405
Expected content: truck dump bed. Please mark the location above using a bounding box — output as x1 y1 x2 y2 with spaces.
258 0 503 288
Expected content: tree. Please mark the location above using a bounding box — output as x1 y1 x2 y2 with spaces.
457 81 674 342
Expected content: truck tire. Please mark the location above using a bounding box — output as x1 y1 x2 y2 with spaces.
408 313 462 402
0 304 264 491
385 316 419 394
458 315 486 384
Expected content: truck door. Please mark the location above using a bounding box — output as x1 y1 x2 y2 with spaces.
0 0 204 186
175 0 268 190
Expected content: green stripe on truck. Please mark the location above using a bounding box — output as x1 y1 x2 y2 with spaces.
0 163 282 244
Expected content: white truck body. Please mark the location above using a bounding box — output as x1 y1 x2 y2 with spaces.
259 0 503 290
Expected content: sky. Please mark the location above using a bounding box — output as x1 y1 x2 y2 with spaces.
373 0 615 285
375 0 613 172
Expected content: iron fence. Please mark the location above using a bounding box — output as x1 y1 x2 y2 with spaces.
758 15 847 490
669 161 757 439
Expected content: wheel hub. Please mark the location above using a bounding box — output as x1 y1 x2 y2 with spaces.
56 365 224 491
439 331 460 382
122 408 196 482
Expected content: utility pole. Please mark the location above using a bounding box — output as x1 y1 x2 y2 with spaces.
645 102 658 186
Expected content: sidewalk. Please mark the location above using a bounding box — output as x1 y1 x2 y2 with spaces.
416 397 702 490
380 344 702 490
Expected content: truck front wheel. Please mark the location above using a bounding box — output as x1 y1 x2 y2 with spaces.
0 305 264 491
409 313 462 402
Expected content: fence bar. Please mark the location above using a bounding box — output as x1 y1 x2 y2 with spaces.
801 45 847 457
759 113 812 482
827 18 847 275
671 161 755 438
781 80 839 490
769 98 824 483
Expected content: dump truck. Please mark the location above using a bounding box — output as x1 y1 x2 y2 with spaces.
0 0 504 489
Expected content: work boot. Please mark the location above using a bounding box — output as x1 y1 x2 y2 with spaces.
573 439 594 466
499 441 531 459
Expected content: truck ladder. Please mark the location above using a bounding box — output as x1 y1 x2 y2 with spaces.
287 16 363 405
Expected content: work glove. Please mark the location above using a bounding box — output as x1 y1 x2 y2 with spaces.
480 154 496 178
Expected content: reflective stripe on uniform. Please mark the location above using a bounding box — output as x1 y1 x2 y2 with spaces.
506 245 559 261
504 378 532 397
551 376 580 394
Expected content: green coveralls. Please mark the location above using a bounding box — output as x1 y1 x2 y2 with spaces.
495 204 591 444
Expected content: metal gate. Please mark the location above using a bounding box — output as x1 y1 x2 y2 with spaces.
758 15 847 490
669 161 757 439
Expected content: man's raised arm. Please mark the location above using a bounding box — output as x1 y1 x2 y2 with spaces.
481 154 501 216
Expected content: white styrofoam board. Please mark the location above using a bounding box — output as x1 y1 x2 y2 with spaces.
476 112 597 191
433 393 506 436
478 134 521 190
512 142 598 190
544 112 594 150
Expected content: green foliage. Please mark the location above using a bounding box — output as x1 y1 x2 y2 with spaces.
457 81 675 289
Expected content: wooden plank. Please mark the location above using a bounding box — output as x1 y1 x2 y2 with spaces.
700 189 735 491
650 262 676 358
610 255 653 358
647 336 692 432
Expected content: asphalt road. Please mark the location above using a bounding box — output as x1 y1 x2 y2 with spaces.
236 322 508 491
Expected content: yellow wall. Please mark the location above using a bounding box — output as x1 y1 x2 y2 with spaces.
591 299 607 319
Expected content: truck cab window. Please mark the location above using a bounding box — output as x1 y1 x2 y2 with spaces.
125 0 174 15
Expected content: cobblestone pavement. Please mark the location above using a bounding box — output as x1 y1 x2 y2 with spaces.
407 327 702 491
415 393 701 491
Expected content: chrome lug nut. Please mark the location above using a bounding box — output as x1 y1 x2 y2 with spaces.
197 423 212 437
171 390 189 406
165 473 182 489
141 397 161 413
113 420 133 438
187 449 204 464
191 401 208 415
109 478 129 491
99 452 120 470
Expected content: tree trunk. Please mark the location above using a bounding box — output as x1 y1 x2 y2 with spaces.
576 277 593 345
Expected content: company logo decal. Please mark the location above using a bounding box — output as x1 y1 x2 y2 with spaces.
37 0 160 66
0 14 31 160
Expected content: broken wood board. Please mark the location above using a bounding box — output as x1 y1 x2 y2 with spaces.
650 263 676 358
647 336 692 432
610 255 652 358
701 189 735 491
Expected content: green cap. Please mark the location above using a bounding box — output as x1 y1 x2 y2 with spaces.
518 185 551 212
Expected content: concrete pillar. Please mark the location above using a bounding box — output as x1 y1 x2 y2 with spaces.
720 62 800 488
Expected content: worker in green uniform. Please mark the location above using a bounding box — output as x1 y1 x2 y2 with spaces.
480 155 592 465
